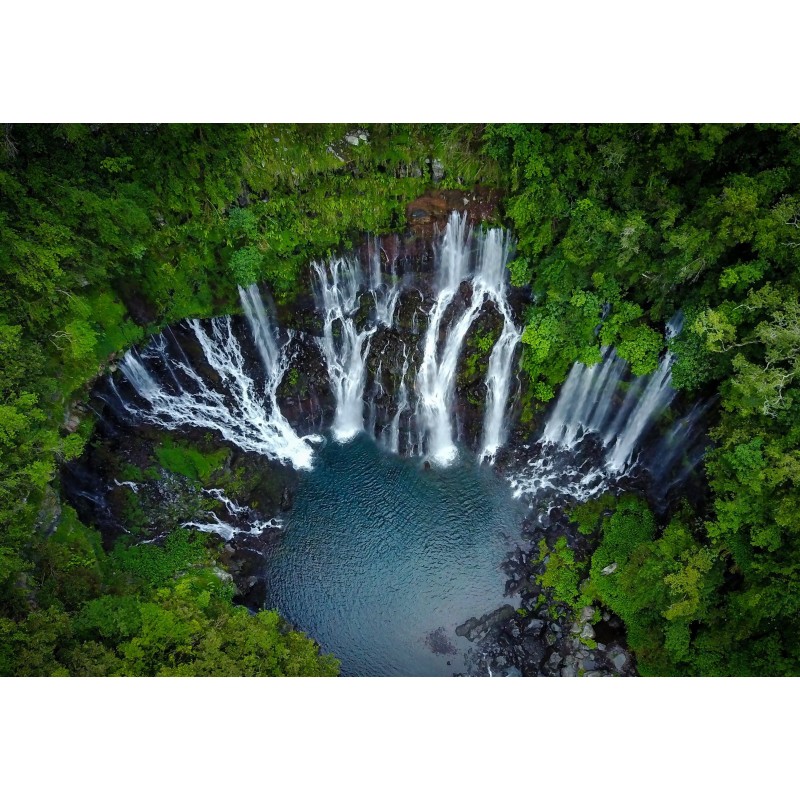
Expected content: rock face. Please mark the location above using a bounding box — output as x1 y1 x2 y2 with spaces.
405 188 501 239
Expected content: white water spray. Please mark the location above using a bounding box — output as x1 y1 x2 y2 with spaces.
415 212 475 464
415 213 520 465
313 256 375 442
117 287 317 470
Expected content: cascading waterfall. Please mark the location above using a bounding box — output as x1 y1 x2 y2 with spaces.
115 287 317 470
477 230 521 462
415 211 474 464
509 311 704 508
109 213 703 512
368 235 401 328
313 256 375 442
388 344 410 454
182 488 282 541
415 213 519 465
542 349 628 451
604 350 678 473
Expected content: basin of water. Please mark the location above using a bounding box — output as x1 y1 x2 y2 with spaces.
263 435 527 676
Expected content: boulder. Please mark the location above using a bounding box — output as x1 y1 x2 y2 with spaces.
612 652 628 672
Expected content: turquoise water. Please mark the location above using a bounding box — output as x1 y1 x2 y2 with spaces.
263 435 527 676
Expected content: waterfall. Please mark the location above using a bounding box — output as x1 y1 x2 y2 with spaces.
604 353 677 473
182 488 281 541
313 256 375 442
412 213 521 465
388 344 410 454
604 312 684 473
368 235 401 328
510 311 700 507
116 287 317 470
644 398 713 489
542 349 627 448
239 283 280 368
478 229 521 462
311 216 521 463
415 211 476 465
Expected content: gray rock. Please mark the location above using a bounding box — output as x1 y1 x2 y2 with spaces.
525 618 545 634
64 413 81 433
581 622 595 639
612 652 628 671
601 562 618 575
432 158 444 182
522 637 547 665
580 605 595 622
213 567 234 583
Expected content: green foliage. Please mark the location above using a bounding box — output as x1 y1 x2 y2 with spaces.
583 500 720 674
154 439 228 483
538 537 583 606
109 529 211 589
615 324 663 375
507 257 532 287
566 493 617 535
489 124 800 674
520 292 603 401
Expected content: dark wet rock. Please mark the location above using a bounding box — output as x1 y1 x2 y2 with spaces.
456 605 516 644
523 617 545 635
521 637 547 667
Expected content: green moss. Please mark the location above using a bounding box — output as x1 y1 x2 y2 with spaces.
154 439 228 483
